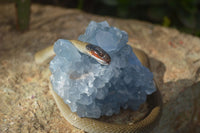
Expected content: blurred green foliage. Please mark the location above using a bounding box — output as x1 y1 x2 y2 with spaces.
32 0 200 36
163 16 171 27
93 0 200 36
15 0 31 31
2 0 199 36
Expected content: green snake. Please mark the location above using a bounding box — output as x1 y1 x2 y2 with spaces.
35 40 162 133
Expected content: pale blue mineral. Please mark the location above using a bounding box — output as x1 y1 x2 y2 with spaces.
50 21 156 118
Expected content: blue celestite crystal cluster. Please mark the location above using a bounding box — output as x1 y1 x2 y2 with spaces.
50 21 156 118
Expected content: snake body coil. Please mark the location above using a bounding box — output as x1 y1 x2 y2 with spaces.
35 40 162 133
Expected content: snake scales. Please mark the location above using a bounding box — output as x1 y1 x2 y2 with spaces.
35 40 162 133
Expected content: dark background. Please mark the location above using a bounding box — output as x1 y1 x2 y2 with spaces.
2 0 200 36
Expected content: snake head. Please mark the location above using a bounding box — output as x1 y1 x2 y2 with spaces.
86 44 111 65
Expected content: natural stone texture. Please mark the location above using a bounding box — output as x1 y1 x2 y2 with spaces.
0 3 199 133
50 22 156 118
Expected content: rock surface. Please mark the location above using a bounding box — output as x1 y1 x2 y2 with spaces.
50 22 156 118
0 3 200 133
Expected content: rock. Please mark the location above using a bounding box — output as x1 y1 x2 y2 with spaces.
0 3 200 133
50 21 156 118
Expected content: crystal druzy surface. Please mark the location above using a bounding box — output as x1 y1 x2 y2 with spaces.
50 21 156 118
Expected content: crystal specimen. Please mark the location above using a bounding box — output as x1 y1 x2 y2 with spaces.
50 21 156 118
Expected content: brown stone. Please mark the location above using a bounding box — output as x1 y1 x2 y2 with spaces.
0 3 199 133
